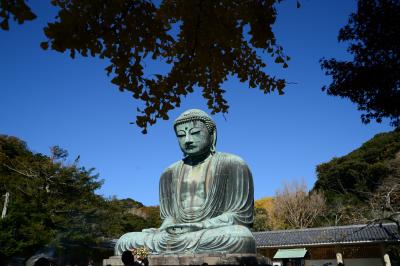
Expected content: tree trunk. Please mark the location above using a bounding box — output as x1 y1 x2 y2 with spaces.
1 192 10 219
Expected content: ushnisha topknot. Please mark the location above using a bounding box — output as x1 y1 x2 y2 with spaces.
173 109 216 134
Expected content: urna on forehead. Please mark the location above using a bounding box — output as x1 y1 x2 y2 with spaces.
173 109 216 133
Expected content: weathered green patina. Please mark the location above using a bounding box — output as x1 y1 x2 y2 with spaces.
115 109 256 255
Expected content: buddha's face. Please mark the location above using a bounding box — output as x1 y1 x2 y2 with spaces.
175 120 213 157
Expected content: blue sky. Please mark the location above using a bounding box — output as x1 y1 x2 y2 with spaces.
0 1 392 206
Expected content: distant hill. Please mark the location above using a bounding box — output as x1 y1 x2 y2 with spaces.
313 128 400 225
254 129 400 228
314 128 400 200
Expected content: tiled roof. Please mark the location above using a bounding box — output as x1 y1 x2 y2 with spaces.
253 223 400 248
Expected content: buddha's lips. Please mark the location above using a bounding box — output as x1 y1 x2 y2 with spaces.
185 145 196 149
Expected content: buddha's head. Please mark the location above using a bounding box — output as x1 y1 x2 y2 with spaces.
174 109 217 158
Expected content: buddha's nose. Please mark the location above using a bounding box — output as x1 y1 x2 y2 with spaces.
185 135 193 145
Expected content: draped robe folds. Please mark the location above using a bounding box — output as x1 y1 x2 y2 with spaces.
114 152 256 255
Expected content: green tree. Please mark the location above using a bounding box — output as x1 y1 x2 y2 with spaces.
0 135 161 261
1 0 291 133
253 206 271 232
321 0 400 127
0 135 106 259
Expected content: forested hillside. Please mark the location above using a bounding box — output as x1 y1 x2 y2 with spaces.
254 129 400 230
0 135 160 262
314 128 400 226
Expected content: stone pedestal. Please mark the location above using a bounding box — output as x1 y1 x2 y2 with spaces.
103 256 124 266
103 254 271 266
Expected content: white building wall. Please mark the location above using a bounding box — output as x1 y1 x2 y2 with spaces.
305 258 383 266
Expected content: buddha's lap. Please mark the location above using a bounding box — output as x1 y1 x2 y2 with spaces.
201 224 253 239
116 224 253 247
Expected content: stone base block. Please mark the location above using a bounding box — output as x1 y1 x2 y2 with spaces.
149 253 271 265
103 256 124 266
103 254 271 266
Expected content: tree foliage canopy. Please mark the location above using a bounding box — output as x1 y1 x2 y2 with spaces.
0 135 103 258
0 135 160 261
0 0 36 30
253 206 271 232
321 0 400 127
1 0 290 133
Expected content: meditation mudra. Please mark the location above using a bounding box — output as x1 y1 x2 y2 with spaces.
115 109 256 255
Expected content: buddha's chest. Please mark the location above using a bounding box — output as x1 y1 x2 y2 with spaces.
179 162 209 209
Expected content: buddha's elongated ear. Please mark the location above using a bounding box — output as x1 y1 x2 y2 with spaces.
210 129 217 154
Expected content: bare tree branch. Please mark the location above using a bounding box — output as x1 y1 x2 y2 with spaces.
272 179 326 229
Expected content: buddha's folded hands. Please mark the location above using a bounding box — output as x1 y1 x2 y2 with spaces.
165 222 204 234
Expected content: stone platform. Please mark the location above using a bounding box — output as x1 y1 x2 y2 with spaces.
103 254 271 266
103 256 123 266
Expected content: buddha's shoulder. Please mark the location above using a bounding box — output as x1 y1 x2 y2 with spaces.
215 152 248 166
161 161 181 175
